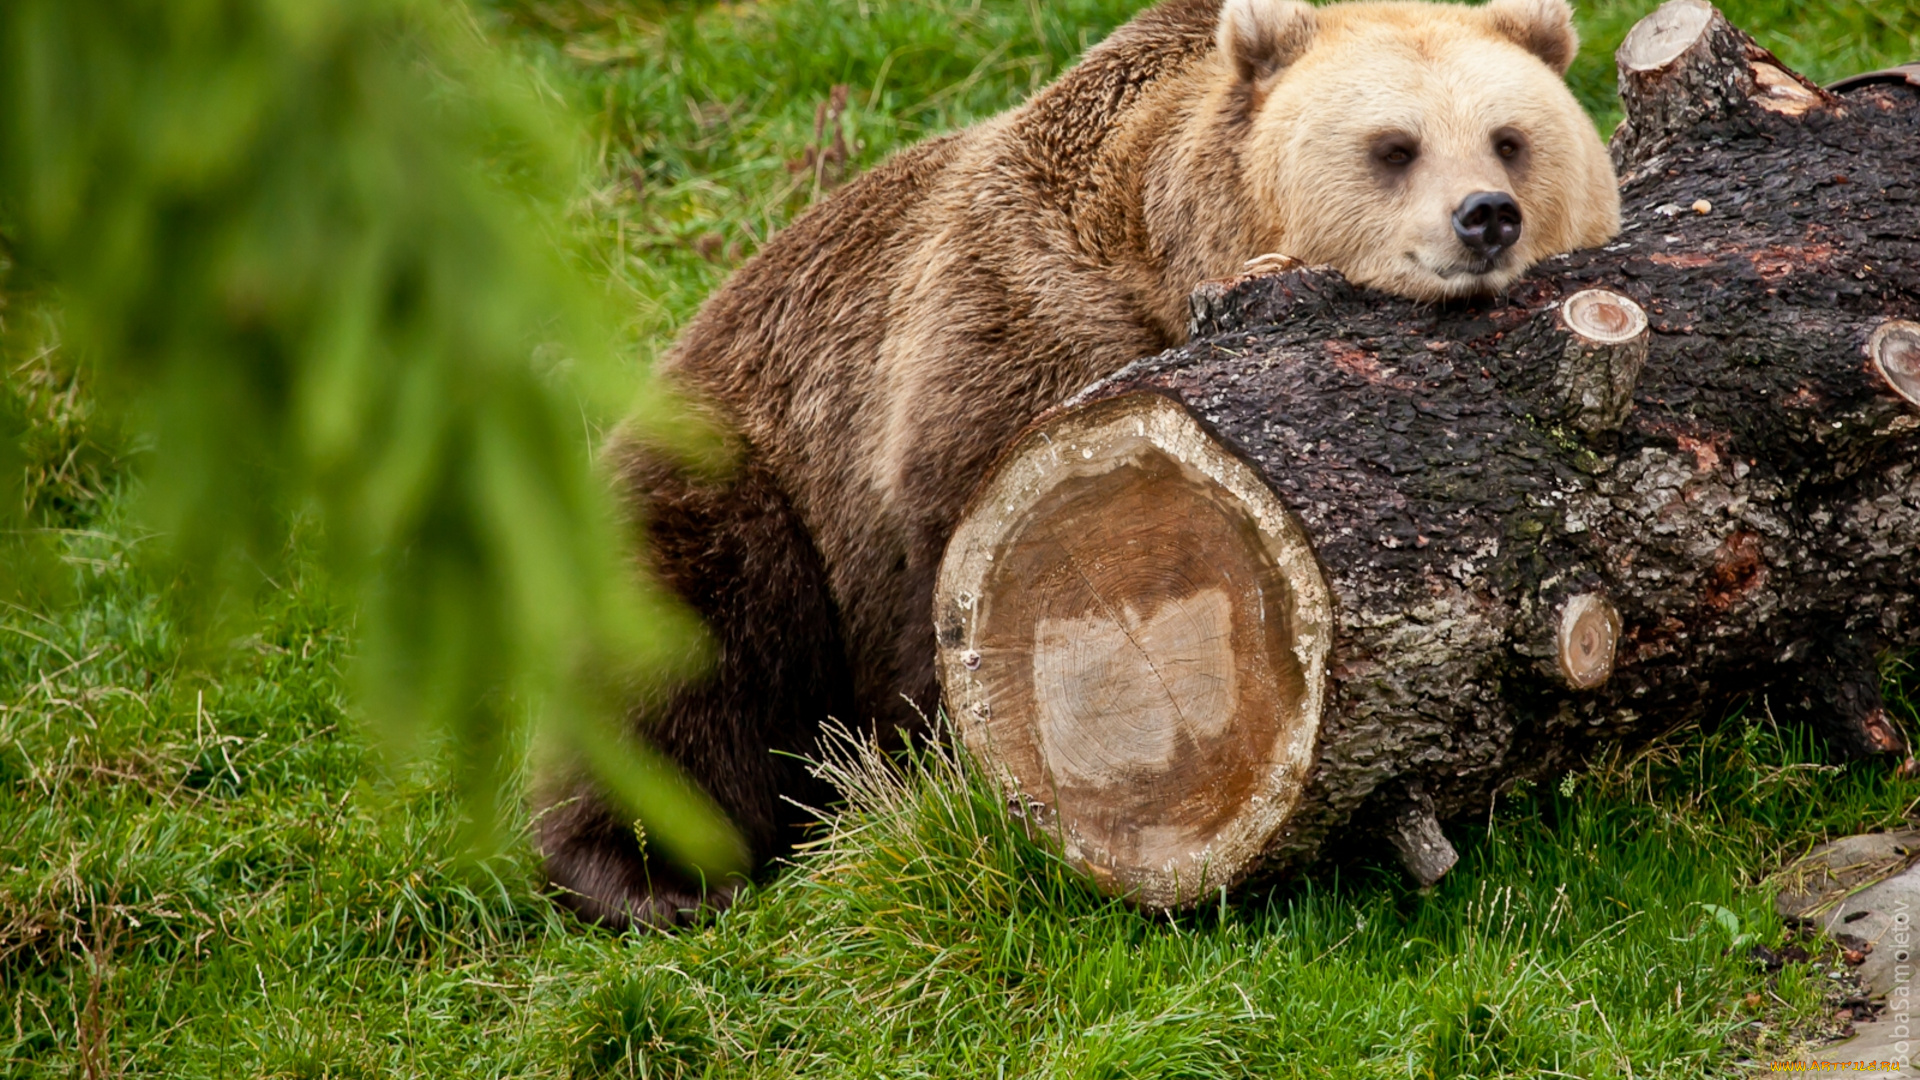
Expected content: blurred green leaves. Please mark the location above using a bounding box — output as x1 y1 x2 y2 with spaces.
0 0 745 876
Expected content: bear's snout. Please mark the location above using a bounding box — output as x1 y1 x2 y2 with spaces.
1451 191 1523 260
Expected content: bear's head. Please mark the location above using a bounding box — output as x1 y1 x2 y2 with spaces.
1215 0 1620 300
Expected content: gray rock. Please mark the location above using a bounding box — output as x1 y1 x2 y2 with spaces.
1812 1018 1920 1077
1776 831 1920 924
1778 831 1920 1001
1825 868 1920 1003
1775 830 1920 1073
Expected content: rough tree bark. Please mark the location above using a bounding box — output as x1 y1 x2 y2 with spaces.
932 0 1920 907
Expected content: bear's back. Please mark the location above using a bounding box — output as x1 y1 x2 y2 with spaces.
662 0 1228 437
661 132 967 440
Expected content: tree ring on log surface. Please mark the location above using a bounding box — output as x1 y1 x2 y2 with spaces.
1556 593 1622 690
1868 320 1920 407
1562 289 1649 344
1618 0 1712 74
934 391 1333 909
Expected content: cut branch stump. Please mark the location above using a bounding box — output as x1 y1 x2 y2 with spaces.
933 0 1920 906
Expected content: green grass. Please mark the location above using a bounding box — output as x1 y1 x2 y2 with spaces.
3 503 1918 1077
7 0 1920 1076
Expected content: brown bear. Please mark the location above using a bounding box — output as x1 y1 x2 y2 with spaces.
538 0 1621 928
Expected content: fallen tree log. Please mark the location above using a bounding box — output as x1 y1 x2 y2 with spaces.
931 0 1920 908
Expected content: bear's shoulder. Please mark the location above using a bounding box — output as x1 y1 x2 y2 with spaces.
1003 0 1224 174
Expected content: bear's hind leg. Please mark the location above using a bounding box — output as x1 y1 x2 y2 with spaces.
537 452 854 930
538 788 732 928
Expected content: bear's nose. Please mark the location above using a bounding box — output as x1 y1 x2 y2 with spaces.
1452 192 1523 259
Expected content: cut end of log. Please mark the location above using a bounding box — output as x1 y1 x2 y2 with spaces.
1556 593 1621 690
1869 320 1920 407
934 392 1333 909
1618 0 1713 74
1563 289 1649 345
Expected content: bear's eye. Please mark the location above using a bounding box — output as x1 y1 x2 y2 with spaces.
1492 128 1529 164
1370 135 1419 171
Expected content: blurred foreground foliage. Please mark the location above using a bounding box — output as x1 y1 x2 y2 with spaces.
0 0 743 873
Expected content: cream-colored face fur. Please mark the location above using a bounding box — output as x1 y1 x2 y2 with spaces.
1218 0 1621 300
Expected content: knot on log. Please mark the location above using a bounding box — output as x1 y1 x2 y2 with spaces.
1870 320 1920 408
1556 594 1622 691
1611 0 1836 173
1386 787 1458 889
1552 289 1649 443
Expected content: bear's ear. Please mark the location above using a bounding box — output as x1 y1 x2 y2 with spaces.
1484 0 1580 74
1216 0 1318 85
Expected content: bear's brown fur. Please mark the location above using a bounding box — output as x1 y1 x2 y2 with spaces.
539 0 1620 928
